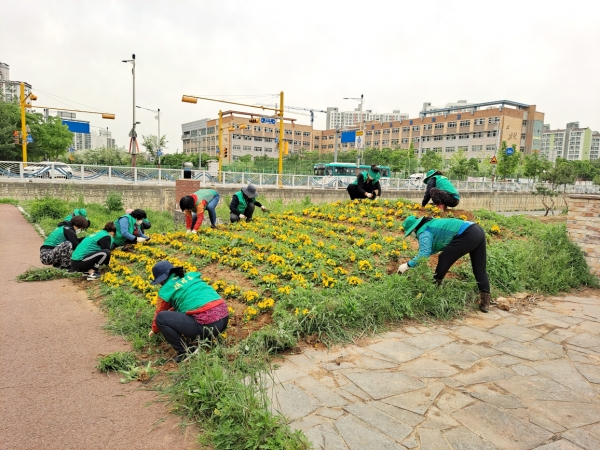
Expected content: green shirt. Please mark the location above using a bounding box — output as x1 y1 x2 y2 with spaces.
194 189 218 205
234 191 254 214
432 175 460 198
113 214 136 246
72 230 113 261
158 272 221 312
43 226 67 248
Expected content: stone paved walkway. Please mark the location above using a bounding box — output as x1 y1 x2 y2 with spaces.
270 294 600 449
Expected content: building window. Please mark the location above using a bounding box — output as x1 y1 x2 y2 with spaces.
366 141 372 146
254 136 263 142
474 118 485 126
366 131 373 136
374 130 381 135
264 127 273 133
472 132 483 138
402 126 410 132
383 129 390 134
233 145 241 150
446 134 456 140
254 146 262 152
314 145 319 149
472 145 483 152
447 122 457 128
233 134 241 140
254 126 262 131
374 141 380 145
243 136 252 141
412 137 420 142
243 146 251 151
522 120 528 126
401 138 409 144
432 147 442 152
285 130 292 135
382 140 389 145
293 140 300 145
392 128 399 133
412 125 420 131
521 133 526 140
314 136 320 140
392 139 399 145
433 135 443 141
459 120 471 127
423 124 432 130
519 146 525 152
329 135 334 140
487 131 497 137
445 147 456 152
265 137 273 143
435 123 444 129
488 117 500 124
458 146 468 151
294 131 302 136
485 144 496 151
458 133 469 139
303 131 310 137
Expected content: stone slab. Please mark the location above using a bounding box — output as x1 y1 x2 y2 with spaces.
269 382 320 421
334 414 404 450
435 389 475 415
417 428 450 449
534 441 584 450
443 426 498 450
305 423 349 450
489 323 543 342
342 370 424 400
526 359 597 398
567 332 600 349
467 383 524 409
492 340 548 361
525 400 600 429
562 425 600 449
344 402 413 442
428 343 482 370
316 407 345 420
453 362 514 385
574 362 600 384
294 376 349 407
495 376 587 402
402 333 454 351
371 401 426 427
398 357 459 378
381 381 445 415
365 339 426 364
452 326 506 345
511 364 539 376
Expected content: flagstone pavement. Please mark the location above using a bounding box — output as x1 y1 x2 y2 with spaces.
269 293 600 449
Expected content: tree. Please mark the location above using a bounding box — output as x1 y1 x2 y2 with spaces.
0 101 47 161
497 141 521 180
419 150 443 173
238 154 252 164
523 152 551 182
141 134 168 160
467 158 480 175
34 116 73 161
448 149 470 180
542 159 576 192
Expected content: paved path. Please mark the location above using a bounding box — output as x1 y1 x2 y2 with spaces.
0 205 198 450
271 293 600 449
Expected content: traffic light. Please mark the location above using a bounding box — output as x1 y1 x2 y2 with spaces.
222 148 228 158
284 141 289 155
249 117 259 124
13 131 19 145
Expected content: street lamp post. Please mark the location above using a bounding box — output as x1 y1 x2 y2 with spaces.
136 105 161 166
343 94 364 166
122 54 137 167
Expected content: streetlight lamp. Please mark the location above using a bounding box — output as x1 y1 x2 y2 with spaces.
343 94 364 166
122 54 137 167
136 105 161 166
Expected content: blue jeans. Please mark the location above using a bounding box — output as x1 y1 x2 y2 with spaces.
191 194 220 227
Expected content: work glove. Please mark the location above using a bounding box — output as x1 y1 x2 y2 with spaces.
261 206 268 212
186 229 192 234
397 263 409 274
136 237 147 243
239 214 246 220
366 193 373 198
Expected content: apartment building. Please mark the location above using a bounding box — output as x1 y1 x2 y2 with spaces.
326 107 408 130
0 62 32 103
182 112 321 162
591 133 599 160
319 100 544 162
541 122 597 162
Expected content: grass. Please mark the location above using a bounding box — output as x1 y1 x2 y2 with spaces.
16 267 79 282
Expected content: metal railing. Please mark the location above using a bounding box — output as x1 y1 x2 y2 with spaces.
0 161 599 194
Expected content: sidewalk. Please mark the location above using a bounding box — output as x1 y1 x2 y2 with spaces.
271 293 600 449
0 205 198 450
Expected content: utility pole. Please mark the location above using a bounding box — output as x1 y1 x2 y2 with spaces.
122 54 137 167
20 83 27 162
343 94 364 166
278 91 284 178
333 127 339 163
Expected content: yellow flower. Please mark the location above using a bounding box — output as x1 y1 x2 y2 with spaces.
242 290 260 303
490 225 501 234
277 285 292 295
358 260 372 271
347 276 363 286
302 308 309 315
227 306 235 315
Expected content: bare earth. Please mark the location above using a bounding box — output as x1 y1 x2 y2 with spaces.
0 205 199 450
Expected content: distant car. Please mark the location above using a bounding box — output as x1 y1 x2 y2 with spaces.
22 162 73 179
409 173 425 181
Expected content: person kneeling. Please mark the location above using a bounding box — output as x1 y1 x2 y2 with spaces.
148 261 230 363
70 222 116 281
113 209 150 251
40 216 90 270
229 184 267 223
347 165 382 200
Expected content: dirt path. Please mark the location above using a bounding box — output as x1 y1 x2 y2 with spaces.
0 205 199 450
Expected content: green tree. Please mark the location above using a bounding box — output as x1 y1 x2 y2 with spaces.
523 152 551 182
571 160 596 181
448 149 470 180
542 158 576 192
419 150 443 173
34 116 73 161
238 154 252 164
497 141 521 180
467 157 479 175
141 134 168 161
0 101 46 161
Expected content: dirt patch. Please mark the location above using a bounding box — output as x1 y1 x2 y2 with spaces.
200 263 261 292
225 298 273 344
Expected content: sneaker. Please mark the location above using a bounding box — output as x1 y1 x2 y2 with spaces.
87 271 101 281
174 346 199 363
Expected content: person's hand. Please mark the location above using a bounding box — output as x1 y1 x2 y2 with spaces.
261 206 268 212
186 229 191 234
191 230 197 234
148 330 154 338
239 214 246 220
366 193 373 198
136 237 147 243
397 263 409 274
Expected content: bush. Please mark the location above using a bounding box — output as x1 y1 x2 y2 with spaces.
0 198 18 205
29 196 68 223
104 192 124 212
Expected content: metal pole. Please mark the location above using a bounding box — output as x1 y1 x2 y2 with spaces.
218 110 223 179
360 94 364 165
20 83 27 163
278 91 284 181
132 54 137 168
333 127 339 163
157 108 161 167
106 127 109 148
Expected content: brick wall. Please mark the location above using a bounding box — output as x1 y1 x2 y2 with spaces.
567 195 600 277
0 180 551 214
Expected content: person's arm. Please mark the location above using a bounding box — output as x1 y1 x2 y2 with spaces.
97 236 112 251
184 211 193 230
422 178 437 206
229 195 240 215
118 217 136 241
254 200 263 208
193 200 207 231
151 298 172 333
408 231 434 267
373 180 382 197
356 174 368 195
63 227 80 250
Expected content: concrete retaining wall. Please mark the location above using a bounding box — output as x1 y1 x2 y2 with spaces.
567 195 600 277
0 180 548 213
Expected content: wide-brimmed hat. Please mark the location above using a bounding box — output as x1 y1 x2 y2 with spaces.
242 184 258 198
368 167 381 183
423 169 438 184
402 215 425 237
151 261 181 285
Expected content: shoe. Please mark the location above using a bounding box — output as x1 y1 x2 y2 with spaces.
52 263 62 269
479 292 491 313
174 346 199 363
87 271 101 281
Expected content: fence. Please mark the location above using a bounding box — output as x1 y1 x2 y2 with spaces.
1 161 598 194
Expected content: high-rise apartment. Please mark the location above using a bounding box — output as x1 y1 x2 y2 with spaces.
541 122 597 162
326 107 408 130
0 62 32 103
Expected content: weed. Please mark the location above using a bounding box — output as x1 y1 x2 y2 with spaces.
0 198 18 205
119 360 158 384
105 192 124 212
16 267 79 282
96 351 138 372
29 196 68 223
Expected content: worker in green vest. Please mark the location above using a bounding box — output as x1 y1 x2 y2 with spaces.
229 184 267 223
148 261 230 362
40 215 90 270
398 215 491 313
113 209 149 251
347 165 382 200
179 189 220 231
421 169 460 211
70 222 116 281
63 208 88 223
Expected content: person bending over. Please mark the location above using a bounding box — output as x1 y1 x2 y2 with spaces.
70 222 116 281
229 184 267 223
40 215 90 270
179 189 220 231
113 209 149 251
148 261 229 363
347 165 382 200
398 215 491 313
421 169 460 211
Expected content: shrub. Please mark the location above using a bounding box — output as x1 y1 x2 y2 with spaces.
105 192 124 212
0 198 18 205
29 196 68 223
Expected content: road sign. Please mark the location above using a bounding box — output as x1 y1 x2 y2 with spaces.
356 130 363 136
355 134 364 150
490 156 498 164
275 138 279 144
156 150 163 157
260 117 277 125
69 147 75 153
340 130 356 143
26 135 33 143
506 147 514 156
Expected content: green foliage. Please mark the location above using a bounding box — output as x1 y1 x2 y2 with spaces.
542 158 576 190
497 141 521 179
29 196 68 222
594 175 600 186
33 115 74 161
0 197 18 205
16 267 79 282
141 134 168 159
96 351 138 372
104 191 124 212
62 146 132 166
448 149 470 180
420 150 444 173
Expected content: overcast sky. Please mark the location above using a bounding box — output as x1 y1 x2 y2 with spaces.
3 0 599 152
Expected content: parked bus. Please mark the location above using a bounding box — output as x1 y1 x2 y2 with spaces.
313 163 391 187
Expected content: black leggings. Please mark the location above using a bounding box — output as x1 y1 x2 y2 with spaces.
156 311 229 354
435 224 490 293
347 184 378 200
230 202 255 223
71 250 111 273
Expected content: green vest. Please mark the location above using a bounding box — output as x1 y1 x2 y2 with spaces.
158 272 221 312
113 214 136 246
433 175 460 198
43 226 67 248
72 230 113 261
416 218 464 254
352 171 369 185
235 191 253 214
194 189 218 205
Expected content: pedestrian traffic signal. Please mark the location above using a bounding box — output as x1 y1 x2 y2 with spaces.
223 148 228 158
249 118 259 124
13 131 19 144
